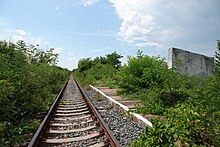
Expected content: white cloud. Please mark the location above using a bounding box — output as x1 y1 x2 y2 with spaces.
110 0 155 43
92 47 112 52
69 31 116 37
82 0 99 7
30 38 53 49
12 35 25 41
56 5 62 10
0 21 6 26
58 53 81 70
110 0 220 56
135 42 159 48
0 28 58 53
15 29 27 36
54 47 64 54
32 37 42 46
0 28 28 42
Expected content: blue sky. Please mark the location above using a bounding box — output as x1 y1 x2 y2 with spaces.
1 0 220 70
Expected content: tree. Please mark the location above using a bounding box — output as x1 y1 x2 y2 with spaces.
78 58 93 72
15 42 58 65
136 50 144 58
28 47 58 65
106 51 123 68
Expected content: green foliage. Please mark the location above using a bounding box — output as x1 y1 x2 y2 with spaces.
0 40 70 146
118 52 199 116
0 120 40 145
73 51 122 87
126 46 219 146
74 43 219 146
105 51 123 68
72 46 220 146
197 75 220 145
78 58 93 72
129 105 204 146
130 91 219 146
118 54 167 93
77 51 123 73
94 97 102 101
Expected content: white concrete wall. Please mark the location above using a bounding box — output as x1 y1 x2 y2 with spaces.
168 48 214 77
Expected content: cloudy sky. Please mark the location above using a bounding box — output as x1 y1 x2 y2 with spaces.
1 0 220 70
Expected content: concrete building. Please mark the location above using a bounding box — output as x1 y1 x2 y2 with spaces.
168 48 214 77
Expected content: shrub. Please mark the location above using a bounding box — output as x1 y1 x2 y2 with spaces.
73 52 122 88
128 46 219 146
130 100 216 146
0 40 70 146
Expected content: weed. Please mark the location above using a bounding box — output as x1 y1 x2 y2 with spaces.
94 97 102 101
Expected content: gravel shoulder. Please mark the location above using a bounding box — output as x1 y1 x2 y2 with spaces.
85 89 144 147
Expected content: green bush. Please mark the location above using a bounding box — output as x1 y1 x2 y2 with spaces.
73 52 122 88
115 50 219 146
0 40 70 146
74 46 219 146
130 93 219 146
118 55 167 93
118 52 198 115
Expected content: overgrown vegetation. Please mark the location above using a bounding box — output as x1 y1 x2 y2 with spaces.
118 51 199 115
73 51 122 88
126 48 220 146
73 41 219 146
0 40 70 146
3 39 217 146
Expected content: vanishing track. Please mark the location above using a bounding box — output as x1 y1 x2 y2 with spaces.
28 77 120 147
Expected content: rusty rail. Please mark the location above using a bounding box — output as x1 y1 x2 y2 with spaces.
29 78 120 147
75 79 121 147
28 79 69 147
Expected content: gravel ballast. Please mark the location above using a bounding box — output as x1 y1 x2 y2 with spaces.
85 89 144 146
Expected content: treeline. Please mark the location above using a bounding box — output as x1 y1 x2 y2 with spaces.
73 42 220 146
0 40 70 146
73 51 122 88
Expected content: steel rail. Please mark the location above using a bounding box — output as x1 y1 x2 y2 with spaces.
75 79 121 147
28 79 69 147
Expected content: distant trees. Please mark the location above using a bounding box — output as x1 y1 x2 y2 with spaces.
73 51 123 87
78 51 123 73
78 58 93 72
105 51 123 68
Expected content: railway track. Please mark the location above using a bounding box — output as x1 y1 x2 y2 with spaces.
28 77 120 147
